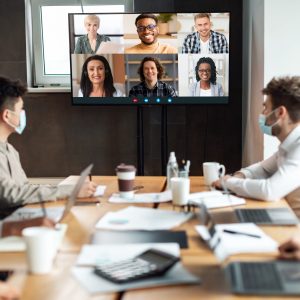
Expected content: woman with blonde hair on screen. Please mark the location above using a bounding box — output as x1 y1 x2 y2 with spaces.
74 15 110 54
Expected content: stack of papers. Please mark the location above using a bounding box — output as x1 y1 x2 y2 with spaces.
109 190 172 203
95 206 193 230
72 243 200 294
196 223 278 261
188 191 245 209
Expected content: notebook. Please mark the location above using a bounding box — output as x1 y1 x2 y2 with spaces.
4 164 93 223
227 261 300 295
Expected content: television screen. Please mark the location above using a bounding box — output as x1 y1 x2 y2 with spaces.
69 12 230 105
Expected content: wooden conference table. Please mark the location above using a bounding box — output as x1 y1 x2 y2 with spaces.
2 176 300 300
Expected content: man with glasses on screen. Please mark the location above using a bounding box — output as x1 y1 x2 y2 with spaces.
182 13 228 54
125 14 177 54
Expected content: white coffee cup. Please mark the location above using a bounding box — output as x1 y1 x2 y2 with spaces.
116 164 136 199
22 227 58 274
203 162 226 186
171 177 190 206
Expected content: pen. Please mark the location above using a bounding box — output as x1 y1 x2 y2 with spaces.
89 174 92 181
38 192 47 218
223 229 261 238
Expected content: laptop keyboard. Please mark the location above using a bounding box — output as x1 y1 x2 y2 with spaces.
240 262 283 292
236 209 272 223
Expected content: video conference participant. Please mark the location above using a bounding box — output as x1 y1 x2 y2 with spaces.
78 55 123 97
182 13 228 54
129 56 177 97
74 14 111 54
125 14 177 54
212 77 300 211
0 76 96 207
189 57 224 96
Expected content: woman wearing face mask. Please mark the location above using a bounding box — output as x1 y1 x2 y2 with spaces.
74 15 110 54
189 57 224 96
78 55 123 97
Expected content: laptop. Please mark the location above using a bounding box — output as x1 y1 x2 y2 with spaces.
227 260 300 295
4 164 93 223
208 203 299 225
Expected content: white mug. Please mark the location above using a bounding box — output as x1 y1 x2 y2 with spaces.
203 162 226 186
22 227 58 274
171 177 190 206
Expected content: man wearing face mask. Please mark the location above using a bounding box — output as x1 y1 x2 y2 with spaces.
0 76 97 210
213 76 300 213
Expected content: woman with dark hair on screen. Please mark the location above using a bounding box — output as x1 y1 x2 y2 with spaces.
78 55 123 97
189 56 224 96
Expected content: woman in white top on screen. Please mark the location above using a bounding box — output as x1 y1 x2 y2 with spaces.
189 57 224 96
78 55 123 97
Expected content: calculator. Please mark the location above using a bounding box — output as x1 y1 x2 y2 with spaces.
94 248 180 283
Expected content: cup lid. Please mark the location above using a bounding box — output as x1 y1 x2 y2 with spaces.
116 164 136 172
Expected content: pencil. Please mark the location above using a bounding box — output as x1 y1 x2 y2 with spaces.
38 192 47 218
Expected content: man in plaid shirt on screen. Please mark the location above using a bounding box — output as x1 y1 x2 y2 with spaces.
182 13 228 54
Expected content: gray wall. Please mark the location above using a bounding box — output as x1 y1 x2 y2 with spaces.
1 0 243 177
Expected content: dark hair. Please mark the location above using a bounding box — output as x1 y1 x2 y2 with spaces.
195 57 217 84
137 57 165 82
0 76 27 111
135 14 158 26
80 55 116 97
262 76 300 122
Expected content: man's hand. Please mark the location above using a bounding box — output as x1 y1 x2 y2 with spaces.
278 236 300 260
0 282 20 300
78 181 97 198
2 217 56 237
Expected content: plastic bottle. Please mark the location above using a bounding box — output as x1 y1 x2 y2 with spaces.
166 151 179 189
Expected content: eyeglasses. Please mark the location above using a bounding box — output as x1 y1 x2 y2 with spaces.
136 24 157 32
198 69 211 73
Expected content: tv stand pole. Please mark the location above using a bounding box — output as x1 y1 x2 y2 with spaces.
137 106 144 175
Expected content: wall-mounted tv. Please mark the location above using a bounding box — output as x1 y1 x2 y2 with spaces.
69 12 230 105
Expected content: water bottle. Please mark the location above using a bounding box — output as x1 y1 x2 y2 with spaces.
166 151 179 189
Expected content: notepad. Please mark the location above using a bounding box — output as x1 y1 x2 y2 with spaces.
189 191 245 209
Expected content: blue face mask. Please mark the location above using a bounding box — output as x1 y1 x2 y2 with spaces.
258 108 279 136
8 110 26 134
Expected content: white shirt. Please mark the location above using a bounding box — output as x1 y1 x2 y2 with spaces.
200 88 212 96
200 39 209 54
225 125 300 201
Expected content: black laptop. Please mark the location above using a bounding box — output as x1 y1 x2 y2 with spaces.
227 260 300 295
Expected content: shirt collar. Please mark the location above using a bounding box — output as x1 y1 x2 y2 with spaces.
280 125 300 152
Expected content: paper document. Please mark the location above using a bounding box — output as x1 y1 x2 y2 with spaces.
196 223 278 261
109 190 172 203
76 243 180 266
58 177 106 197
189 191 245 209
0 223 67 252
95 206 193 230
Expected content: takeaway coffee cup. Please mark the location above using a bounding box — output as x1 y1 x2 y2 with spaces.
171 177 190 206
203 162 226 186
22 227 58 274
116 164 136 199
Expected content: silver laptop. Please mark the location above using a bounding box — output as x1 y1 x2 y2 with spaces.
4 164 93 223
227 260 300 295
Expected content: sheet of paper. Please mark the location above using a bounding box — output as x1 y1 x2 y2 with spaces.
195 223 278 261
0 223 68 252
189 192 245 209
95 206 193 230
58 178 106 197
72 262 200 294
109 190 172 203
76 243 180 266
